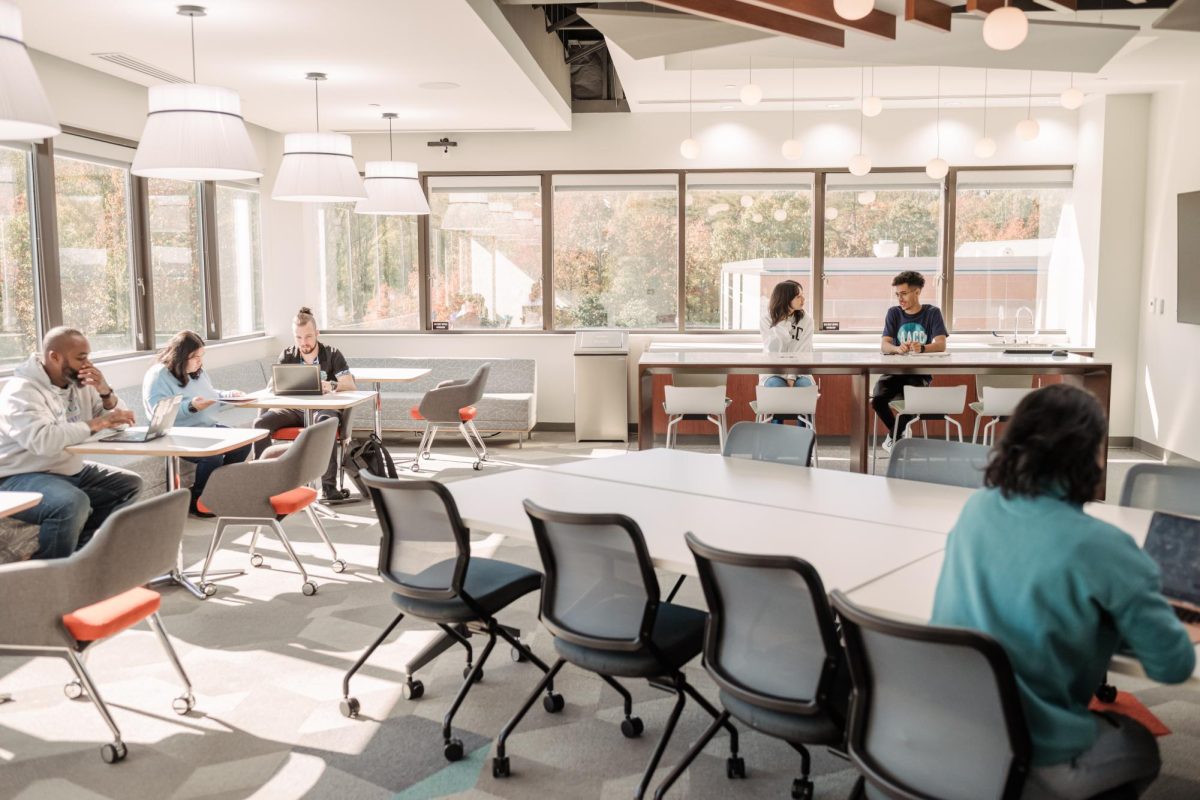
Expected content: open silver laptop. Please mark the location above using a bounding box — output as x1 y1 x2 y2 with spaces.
101 395 181 443
272 364 323 396
1144 512 1200 643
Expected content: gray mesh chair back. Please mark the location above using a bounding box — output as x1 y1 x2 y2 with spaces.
886 438 990 489
722 421 815 468
523 500 659 650
831 591 1030 800
418 363 491 423
362 473 471 601
1119 463 1200 516
685 532 842 714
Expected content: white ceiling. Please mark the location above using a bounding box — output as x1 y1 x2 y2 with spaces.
17 0 572 134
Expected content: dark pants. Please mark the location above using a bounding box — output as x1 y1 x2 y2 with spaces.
185 425 252 502
872 374 934 438
0 464 143 559
252 408 350 491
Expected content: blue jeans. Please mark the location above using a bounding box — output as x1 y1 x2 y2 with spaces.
0 464 143 559
762 375 815 424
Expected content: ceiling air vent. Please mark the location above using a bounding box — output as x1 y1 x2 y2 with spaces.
91 52 188 84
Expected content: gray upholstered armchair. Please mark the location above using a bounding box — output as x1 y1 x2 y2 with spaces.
410 362 492 471
0 489 195 764
196 417 343 598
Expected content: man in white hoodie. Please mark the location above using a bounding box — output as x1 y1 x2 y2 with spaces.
0 327 142 559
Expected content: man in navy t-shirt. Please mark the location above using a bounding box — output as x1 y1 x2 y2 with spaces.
874 270 949 453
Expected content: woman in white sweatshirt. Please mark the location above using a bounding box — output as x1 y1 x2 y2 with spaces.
760 279 814 393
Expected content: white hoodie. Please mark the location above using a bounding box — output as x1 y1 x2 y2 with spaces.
0 354 117 478
760 311 814 386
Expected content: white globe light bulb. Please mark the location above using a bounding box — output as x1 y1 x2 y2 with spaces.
848 153 872 177
773 208 787 222
982 6 1028 51
680 137 701 159
1060 87 1084 110
925 157 949 180
857 190 876 205
1016 118 1040 141
740 194 754 208
752 212 764 223
740 83 763 106
825 206 839 221
833 0 874 21
781 138 803 160
974 136 997 158
862 96 883 118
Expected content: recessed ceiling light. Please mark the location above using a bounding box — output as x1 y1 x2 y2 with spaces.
826 103 841 109
724 83 736 89
721 104 733 109
368 103 381 107
419 81 460 90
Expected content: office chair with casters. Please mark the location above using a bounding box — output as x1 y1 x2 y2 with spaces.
196 418 344 598
750 384 821 464
886 438 991 489
723 421 815 468
830 590 1031 800
1119 463 1200 516
338 474 553 762
0 490 196 764
493 501 738 800
872 384 968 474
654 533 850 800
409 363 491 471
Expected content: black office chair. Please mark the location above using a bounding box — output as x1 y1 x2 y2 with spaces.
338 475 556 762
722 420 816 467
492 501 739 800
886 438 991 489
830 590 1031 800
1119 463 1200 516
653 533 850 800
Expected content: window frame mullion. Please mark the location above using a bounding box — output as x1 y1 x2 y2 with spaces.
130 173 154 352
201 181 222 340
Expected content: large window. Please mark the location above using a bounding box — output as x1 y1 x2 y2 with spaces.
822 173 942 332
147 178 204 344
685 174 813 330
952 169 1074 332
216 184 264 337
54 151 136 356
318 204 419 330
553 174 678 329
428 177 541 329
0 145 37 367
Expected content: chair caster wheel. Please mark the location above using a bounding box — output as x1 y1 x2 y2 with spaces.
421 451 431 459
340 697 360 718
402 679 424 700
726 756 746 779
444 738 464 762
472 462 482 471
493 755 510 778
250 554 263 567
792 778 814 800
172 693 195 715
1095 684 1118 704
301 581 318 596
64 681 84 700
410 463 421 473
543 692 565 713
620 716 644 739
202 582 218 598
331 559 347 573
510 645 528 663
101 742 127 764
463 666 483 682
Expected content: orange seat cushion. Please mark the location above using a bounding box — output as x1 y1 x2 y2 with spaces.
196 486 317 517
63 587 161 642
410 406 477 422
272 427 341 441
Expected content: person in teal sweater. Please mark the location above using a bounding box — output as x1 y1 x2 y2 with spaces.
932 384 1194 800
143 331 252 516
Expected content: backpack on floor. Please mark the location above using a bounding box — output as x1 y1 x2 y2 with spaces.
343 433 398 497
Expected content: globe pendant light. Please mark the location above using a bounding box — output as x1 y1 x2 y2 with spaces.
848 66 871 176
983 1 1028 51
1016 71 1040 141
781 60 802 160
1061 73 1084 109
680 57 701 160
974 68 996 159
926 67 949 181
272 73 366 202
132 6 260 180
834 0 874 21
441 193 490 231
862 66 883 117
740 57 762 106
0 0 60 140
355 112 429 215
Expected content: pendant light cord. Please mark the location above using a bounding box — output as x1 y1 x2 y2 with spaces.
189 13 197 83
858 66 865 151
1027 70 1033 119
388 117 394 160
982 68 989 136
688 55 694 138
935 66 941 157
790 58 796 139
314 79 320 132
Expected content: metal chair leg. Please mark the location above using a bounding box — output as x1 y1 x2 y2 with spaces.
495 657 566 765
64 650 125 757
340 611 406 718
636 680 689 800
147 613 196 714
652 709 733 800
304 505 344 571
972 415 981 444
465 420 489 460
267 520 317 595
441 630 498 754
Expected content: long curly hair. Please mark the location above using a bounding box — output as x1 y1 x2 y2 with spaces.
767 280 806 328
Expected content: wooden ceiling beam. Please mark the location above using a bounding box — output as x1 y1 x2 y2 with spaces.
905 0 952 31
733 0 896 39
1032 0 1079 11
644 0 846 47
965 0 1003 14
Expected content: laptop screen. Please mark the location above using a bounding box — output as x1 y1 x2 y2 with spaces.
1144 512 1200 606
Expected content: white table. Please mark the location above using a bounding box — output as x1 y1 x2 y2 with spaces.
0 491 42 519
239 389 379 425
68 427 268 598
349 368 431 439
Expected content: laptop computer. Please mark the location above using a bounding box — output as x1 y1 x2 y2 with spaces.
101 395 181 443
272 364 323 396
1143 511 1200 643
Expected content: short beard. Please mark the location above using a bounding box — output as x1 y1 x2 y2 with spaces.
64 367 83 387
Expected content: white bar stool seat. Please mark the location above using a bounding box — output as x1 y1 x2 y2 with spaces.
663 384 731 450
970 386 1035 445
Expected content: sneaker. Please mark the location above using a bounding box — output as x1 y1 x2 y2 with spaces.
320 486 353 505
188 498 215 519
881 436 895 455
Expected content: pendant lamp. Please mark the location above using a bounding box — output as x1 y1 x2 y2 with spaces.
848 67 871 176
0 0 60 140
680 57 700 160
355 113 429 215
781 60 801 160
273 73 365 202
926 67 949 180
132 6 260 180
1016 71 1040 142
974 69 997 159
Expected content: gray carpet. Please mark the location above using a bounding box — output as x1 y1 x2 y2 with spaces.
0 435 1195 800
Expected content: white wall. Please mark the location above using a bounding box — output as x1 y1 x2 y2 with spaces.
1134 83 1200 461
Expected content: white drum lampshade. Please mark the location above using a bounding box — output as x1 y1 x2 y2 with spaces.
272 132 366 202
0 0 60 140
132 84 261 180
355 160 428 215
982 6 1028 51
